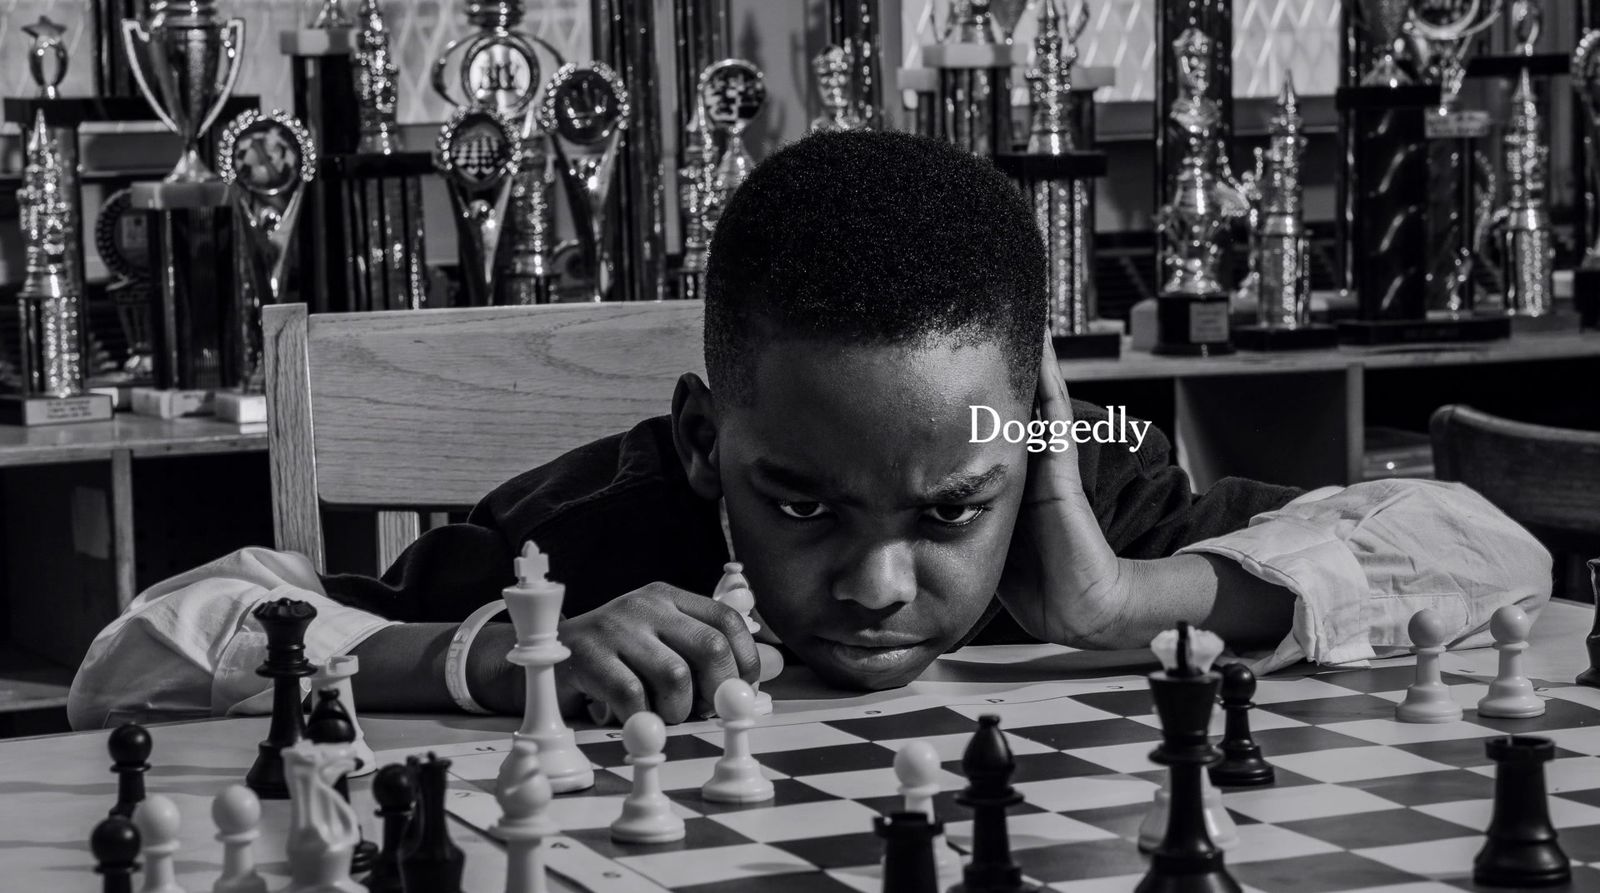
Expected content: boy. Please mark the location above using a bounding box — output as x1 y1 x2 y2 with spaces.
70 132 1550 729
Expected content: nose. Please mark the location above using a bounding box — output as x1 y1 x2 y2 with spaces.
832 541 918 610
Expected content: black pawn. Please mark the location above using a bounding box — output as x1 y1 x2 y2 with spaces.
244 598 318 800
1209 663 1275 787
952 715 1037 893
92 814 141 893
1474 736 1571 887
877 811 941 893
364 763 418 893
399 754 465 893
108 723 152 819
1577 564 1599 687
307 689 380 874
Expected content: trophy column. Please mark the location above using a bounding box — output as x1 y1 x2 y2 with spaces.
1577 33 1600 328
924 1 1023 155
280 22 359 313
593 0 668 301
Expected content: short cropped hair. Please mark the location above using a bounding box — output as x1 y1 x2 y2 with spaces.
703 130 1046 406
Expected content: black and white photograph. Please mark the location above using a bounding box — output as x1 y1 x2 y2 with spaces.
0 0 1598 890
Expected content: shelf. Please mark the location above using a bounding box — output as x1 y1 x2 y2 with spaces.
0 649 73 715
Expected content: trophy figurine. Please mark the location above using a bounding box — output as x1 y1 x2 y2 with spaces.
1154 28 1247 356
21 17 87 331
2 113 112 426
1491 71 1553 318
122 0 247 185
1361 0 1414 86
435 107 525 306
24 16 68 99
217 110 318 419
698 59 767 238
538 63 630 303
1234 77 1337 349
308 0 354 29
811 45 866 133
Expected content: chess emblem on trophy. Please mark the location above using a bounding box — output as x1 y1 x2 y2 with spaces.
122 1 247 184
538 63 630 303
698 59 767 235
95 189 157 381
219 110 318 307
812 45 865 133
435 106 524 306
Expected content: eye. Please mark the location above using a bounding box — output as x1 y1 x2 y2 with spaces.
923 504 987 526
775 500 832 520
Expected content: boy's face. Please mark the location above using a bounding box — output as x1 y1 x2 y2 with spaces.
704 336 1032 690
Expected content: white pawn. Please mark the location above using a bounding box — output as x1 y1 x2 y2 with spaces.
701 679 774 804
1397 608 1463 723
611 712 686 843
893 741 959 886
714 563 775 716
496 748 557 893
1137 772 1238 853
133 793 185 893
212 785 267 893
309 656 376 777
1477 605 1545 718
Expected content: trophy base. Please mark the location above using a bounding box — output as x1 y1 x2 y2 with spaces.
130 387 214 420
1053 331 1122 359
1234 324 1339 351
1574 269 1600 329
130 181 231 211
214 390 267 424
1467 53 1571 79
1337 315 1511 346
279 27 356 56
0 393 114 427
1153 294 1233 356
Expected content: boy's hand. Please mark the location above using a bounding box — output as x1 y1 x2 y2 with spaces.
995 333 1130 648
553 583 760 724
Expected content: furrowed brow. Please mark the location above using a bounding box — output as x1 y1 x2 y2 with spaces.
925 464 1007 502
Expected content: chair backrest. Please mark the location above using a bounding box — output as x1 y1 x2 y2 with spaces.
262 302 706 572
1429 404 1600 537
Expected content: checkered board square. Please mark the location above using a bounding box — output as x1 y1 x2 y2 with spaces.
420 670 1600 893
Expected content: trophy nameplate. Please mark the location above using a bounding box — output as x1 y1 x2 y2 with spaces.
1424 109 1490 139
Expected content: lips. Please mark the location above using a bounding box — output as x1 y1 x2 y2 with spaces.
819 633 926 649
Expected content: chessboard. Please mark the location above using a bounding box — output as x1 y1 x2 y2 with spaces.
373 666 1600 893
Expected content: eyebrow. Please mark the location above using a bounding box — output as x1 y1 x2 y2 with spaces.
751 459 1008 504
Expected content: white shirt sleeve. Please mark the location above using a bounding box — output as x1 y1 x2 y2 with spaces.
1175 478 1554 674
67 546 399 730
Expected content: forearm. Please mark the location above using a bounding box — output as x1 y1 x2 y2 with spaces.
1080 554 1295 651
350 622 523 714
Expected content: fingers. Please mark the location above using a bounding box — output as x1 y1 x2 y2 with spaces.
568 652 651 723
1038 330 1074 424
673 593 762 684
622 639 697 725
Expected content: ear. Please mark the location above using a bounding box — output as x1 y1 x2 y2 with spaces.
671 373 723 501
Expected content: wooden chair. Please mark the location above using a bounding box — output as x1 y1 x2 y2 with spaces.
261 302 706 573
1430 404 1600 599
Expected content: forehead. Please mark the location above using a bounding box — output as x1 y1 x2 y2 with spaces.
724 337 1027 486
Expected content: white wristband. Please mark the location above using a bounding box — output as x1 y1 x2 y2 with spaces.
446 599 508 715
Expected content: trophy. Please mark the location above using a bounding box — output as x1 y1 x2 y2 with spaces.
1234 77 1337 349
1491 71 1553 318
24 16 67 100
928 0 1020 155
825 0 883 124
2 112 111 426
812 45 866 133
122 0 247 185
1361 0 1415 86
435 106 525 306
677 103 716 300
994 1 1117 358
698 60 766 238
537 63 630 303
433 1 564 306
1580 32 1600 327
217 110 317 417
1153 29 1247 356
308 0 354 29
95 189 156 382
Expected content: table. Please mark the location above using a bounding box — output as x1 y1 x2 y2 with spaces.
0 416 266 714
1 599 1595 892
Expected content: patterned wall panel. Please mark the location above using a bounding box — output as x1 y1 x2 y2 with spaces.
900 0 1340 102
0 0 589 125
